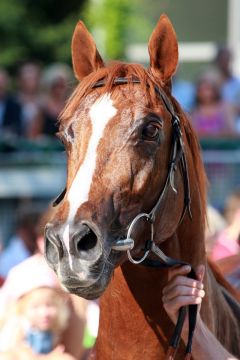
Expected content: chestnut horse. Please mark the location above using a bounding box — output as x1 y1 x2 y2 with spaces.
45 15 240 359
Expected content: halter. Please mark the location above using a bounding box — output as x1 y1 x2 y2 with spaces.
53 77 197 360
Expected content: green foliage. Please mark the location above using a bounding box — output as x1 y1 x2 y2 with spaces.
0 0 86 71
83 0 160 61
83 0 134 60
0 0 158 70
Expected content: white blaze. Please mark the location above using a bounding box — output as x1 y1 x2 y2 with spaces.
62 94 117 252
62 224 73 269
63 224 70 252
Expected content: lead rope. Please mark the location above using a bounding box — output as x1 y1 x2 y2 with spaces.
149 242 197 360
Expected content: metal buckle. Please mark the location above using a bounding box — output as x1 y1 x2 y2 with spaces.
126 213 153 264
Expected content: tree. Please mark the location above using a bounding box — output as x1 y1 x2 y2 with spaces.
82 0 163 62
83 0 134 60
0 0 86 71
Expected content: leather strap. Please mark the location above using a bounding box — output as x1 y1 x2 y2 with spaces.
144 241 197 359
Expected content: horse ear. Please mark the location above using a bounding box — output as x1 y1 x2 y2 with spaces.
148 14 178 84
71 21 104 81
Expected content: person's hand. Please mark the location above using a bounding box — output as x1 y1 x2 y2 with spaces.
163 266 239 359
162 264 205 325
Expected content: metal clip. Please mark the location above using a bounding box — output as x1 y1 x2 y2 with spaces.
111 238 134 251
126 213 152 264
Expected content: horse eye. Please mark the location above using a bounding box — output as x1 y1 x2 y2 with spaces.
142 123 160 141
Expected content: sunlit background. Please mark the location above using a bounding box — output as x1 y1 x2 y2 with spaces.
0 0 240 252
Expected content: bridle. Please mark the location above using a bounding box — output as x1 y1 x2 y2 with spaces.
53 76 197 360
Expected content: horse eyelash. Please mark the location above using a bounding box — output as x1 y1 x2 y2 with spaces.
57 128 74 146
145 112 163 126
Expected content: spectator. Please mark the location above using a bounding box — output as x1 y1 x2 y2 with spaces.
0 260 75 360
15 62 42 138
172 73 195 113
214 46 240 132
0 68 22 138
211 189 240 261
191 73 235 138
0 208 40 279
29 63 72 139
0 208 87 360
226 263 240 293
205 204 226 256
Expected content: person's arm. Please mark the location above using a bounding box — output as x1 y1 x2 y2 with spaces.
162 265 237 360
189 317 237 360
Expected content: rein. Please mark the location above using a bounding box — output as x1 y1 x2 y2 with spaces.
53 77 197 360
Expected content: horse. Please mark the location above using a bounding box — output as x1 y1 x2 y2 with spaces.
44 14 240 359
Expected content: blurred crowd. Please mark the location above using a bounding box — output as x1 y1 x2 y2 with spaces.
206 189 240 292
0 207 98 360
0 61 73 144
173 46 240 137
0 45 240 359
0 46 240 146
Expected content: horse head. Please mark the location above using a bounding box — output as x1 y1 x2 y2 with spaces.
44 15 203 300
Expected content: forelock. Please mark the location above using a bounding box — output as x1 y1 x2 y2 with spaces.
59 62 160 128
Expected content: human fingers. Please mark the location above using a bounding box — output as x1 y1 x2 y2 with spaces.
162 284 205 302
163 294 204 324
167 265 191 282
163 294 204 311
163 295 202 324
163 275 204 296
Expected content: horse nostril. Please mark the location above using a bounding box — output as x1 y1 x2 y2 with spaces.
75 228 98 253
44 226 63 266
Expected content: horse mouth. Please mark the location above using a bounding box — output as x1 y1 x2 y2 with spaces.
60 249 122 300
63 271 109 300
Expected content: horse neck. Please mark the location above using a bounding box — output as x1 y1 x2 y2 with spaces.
96 263 180 360
161 213 206 269
95 212 206 359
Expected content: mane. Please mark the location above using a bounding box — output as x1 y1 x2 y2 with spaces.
60 61 207 223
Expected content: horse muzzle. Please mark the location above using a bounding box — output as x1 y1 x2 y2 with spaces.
45 221 103 263
44 221 119 298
